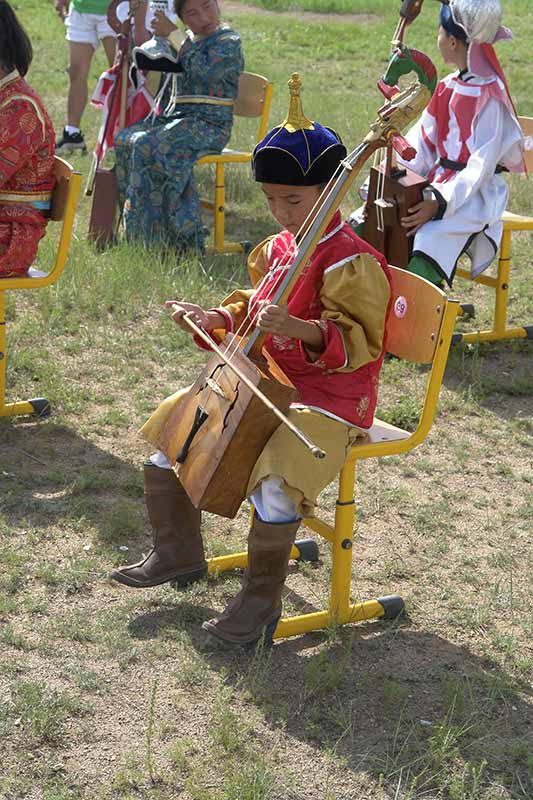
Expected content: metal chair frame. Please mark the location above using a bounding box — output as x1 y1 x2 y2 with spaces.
0 157 81 418
204 268 459 640
197 72 273 255
453 116 533 345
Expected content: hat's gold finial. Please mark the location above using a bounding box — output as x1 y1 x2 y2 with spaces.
281 73 314 133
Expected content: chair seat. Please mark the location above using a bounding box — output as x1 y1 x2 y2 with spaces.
198 149 251 165
502 210 533 230
357 418 410 446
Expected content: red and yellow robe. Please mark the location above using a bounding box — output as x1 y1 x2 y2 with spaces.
142 212 392 516
202 210 392 429
0 70 55 277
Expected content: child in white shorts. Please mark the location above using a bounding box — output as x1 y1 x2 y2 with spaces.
55 0 117 153
65 6 115 49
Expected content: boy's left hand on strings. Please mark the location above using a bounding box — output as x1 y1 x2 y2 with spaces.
257 303 324 351
256 302 291 335
401 198 439 237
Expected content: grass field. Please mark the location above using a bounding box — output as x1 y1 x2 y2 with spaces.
0 1 532 798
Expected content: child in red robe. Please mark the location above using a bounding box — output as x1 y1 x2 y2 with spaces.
0 1 55 278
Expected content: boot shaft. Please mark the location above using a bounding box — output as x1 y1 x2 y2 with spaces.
143 463 201 535
246 515 300 580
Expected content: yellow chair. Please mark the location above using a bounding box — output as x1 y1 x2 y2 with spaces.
0 157 82 418
204 268 459 641
198 72 273 255
453 116 533 344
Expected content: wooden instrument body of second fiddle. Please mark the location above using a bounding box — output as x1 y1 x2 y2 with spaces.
155 334 296 518
363 163 428 269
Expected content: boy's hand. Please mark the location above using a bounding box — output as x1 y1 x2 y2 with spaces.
401 198 439 237
256 303 291 335
257 302 325 351
165 301 225 333
55 0 69 19
152 10 177 37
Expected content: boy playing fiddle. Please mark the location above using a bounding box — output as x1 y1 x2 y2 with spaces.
110 76 393 649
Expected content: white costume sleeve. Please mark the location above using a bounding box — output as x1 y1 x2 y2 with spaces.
431 98 507 219
396 105 438 177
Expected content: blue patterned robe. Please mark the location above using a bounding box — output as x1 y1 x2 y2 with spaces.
115 25 243 252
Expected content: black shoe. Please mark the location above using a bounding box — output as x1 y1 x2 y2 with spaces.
55 128 87 155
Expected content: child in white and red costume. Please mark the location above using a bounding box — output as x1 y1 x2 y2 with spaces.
397 0 524 287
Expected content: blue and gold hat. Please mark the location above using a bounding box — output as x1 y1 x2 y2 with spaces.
252 74 347 186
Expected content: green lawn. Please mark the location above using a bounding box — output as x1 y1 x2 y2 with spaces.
0 1 532 799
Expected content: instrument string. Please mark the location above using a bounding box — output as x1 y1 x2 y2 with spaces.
376 146 386 232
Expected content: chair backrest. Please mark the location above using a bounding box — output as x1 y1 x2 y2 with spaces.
518 116 533 173
0 157 81 289
385 266 448 364
50 156 73 221
233 72 273 143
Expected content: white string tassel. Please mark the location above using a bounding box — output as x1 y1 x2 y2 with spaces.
149 72 172 123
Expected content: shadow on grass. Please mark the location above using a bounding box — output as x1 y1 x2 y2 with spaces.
443 339 532 421
0 419 146 552
127 596 531 798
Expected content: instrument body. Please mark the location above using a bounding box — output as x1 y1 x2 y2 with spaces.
87 0 133 248
156 336 295 518
363 14 437 268
363 163 428 268
88 167 119 250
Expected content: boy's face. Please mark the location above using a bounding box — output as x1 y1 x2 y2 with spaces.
261 183 323 236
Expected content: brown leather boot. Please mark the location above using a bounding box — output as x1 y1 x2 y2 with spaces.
110 463 207 588
202 515 299 647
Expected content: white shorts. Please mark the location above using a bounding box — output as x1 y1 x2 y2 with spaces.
65 8 116 50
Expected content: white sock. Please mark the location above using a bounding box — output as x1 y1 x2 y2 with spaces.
65 125 81 135
149 450 172 469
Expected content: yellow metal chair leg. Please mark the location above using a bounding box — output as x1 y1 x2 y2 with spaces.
454 230 533 344
0 292 50 418
333 460 394 628
213 162 225 253
330 459 357 622
205 162 245 255
273 461 403 640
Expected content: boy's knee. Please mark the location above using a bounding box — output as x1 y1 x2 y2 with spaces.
249 477 299 524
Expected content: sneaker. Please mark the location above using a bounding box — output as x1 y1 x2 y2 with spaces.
55 128 87 155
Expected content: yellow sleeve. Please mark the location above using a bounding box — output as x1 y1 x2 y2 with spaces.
319 252 391 372
214 236 274 331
